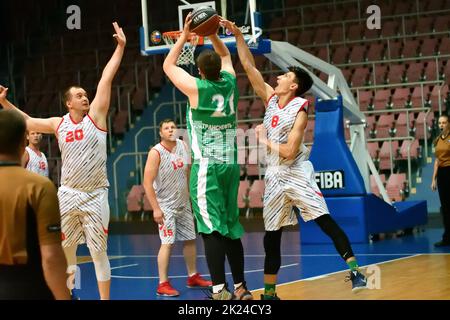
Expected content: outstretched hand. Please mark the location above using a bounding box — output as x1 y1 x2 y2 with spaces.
112 22 126 47
0 85 8 103
219 19 241 36
181 12 193 39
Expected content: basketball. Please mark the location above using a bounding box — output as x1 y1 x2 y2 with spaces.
189 6 220 36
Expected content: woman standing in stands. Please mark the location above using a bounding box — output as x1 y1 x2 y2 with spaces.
431 115 450 247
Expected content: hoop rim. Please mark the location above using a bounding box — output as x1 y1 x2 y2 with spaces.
162 31 204 45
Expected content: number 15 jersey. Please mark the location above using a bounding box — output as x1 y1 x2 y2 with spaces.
57 113 109 191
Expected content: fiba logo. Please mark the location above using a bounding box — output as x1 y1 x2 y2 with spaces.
315 170 345 189
66 266 81 290
366 265 381 289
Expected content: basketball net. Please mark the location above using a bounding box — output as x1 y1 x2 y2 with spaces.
162 31 202 65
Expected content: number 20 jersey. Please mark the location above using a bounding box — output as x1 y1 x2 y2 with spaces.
57 113 109 191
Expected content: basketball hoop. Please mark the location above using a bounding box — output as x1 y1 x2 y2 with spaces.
162 31 204 65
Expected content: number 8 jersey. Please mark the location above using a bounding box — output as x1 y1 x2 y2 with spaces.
263 94 310 168
57 114 109 191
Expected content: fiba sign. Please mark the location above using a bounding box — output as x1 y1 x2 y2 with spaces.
315 170 345 189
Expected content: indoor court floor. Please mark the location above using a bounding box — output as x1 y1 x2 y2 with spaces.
73 225 450 300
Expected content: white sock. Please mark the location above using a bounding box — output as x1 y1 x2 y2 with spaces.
189 272 197 277
212 284 225 293
234 282 243 290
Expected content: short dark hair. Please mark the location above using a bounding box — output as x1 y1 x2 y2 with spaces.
288 66 313 96
0 109 27 155
159 119 176 130
196 49 221 81
62 86 83 107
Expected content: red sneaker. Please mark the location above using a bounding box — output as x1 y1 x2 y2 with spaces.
157 281 180 297
186 273 212 288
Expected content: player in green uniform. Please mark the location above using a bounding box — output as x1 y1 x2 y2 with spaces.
162 14 252 300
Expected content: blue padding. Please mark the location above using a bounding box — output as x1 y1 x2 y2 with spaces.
309 96 366 196
298 194 428 244
298 196 368 243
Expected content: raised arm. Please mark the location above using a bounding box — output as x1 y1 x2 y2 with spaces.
209 27 235 77
89 22 126 128
162 13 197 99
0 86 60 134
221 20 273 103
256 111 308 160
142 149 164 225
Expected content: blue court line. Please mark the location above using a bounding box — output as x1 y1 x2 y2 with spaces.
110 263 299 279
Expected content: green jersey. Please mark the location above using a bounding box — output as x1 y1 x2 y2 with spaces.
187 71 238 164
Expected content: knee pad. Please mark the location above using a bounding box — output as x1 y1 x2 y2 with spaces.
90 250 111 282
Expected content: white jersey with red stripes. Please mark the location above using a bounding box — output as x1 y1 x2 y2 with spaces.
262 94 329 231
57 113 109 191
263 94 310 168
153 139 190 210
25 146 49 177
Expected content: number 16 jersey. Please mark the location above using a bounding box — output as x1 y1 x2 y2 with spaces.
57 113 109 191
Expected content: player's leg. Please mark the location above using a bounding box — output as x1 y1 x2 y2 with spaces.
220 163 251 300
80 188 111 300
156 208 179 296
287 161 367 291
177 207 212 288
190 160 232 299
260 169 294 300
58 187 84 299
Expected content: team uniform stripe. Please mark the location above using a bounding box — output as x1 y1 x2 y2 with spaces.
262 95 329 231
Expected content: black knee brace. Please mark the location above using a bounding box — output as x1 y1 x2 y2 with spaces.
263 229 283 275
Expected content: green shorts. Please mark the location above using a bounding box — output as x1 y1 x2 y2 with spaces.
190 159 243 240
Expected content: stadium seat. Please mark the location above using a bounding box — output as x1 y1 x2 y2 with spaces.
392 88 411 109
386 173 407 202
379 141 400 171
420 38 438 56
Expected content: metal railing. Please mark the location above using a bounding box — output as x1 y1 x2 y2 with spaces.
112 151 149 219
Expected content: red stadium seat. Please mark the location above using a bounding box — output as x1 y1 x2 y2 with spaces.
379 141 399 170
386 173 407 202
420 38 438 56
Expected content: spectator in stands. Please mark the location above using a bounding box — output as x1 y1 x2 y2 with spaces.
0 109 70 300
431 114 450 247
22 131 48 177
142 119 212 297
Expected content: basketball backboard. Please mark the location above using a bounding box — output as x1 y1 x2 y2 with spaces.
140 0 270 57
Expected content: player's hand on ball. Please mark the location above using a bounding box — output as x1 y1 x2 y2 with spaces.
181 12 193 39
255 124 268 144
112 22 126 47
0 85 8 102
219 19 241 36
153 208 165 225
